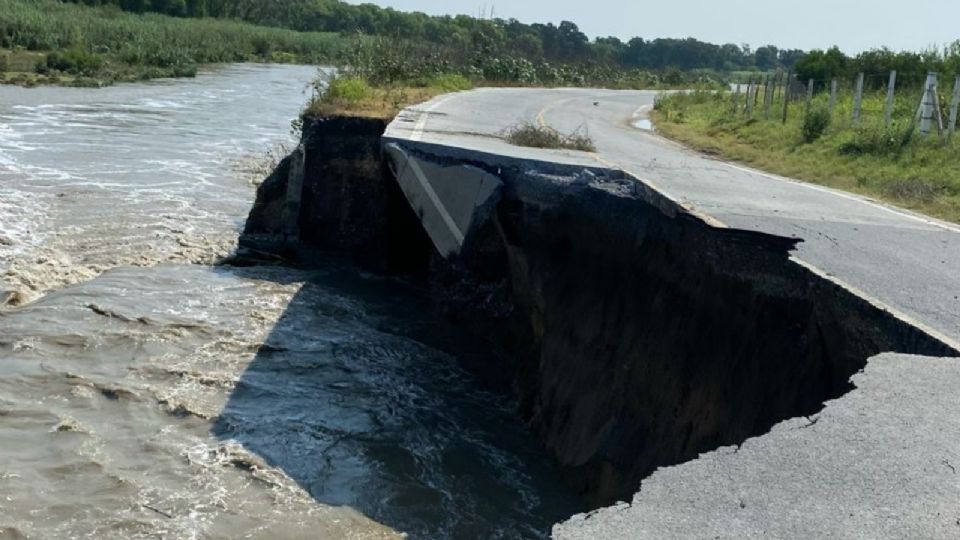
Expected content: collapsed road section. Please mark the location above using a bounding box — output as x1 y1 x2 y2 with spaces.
241 112 960 537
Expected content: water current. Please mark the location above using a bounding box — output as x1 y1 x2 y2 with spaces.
0 64 581 539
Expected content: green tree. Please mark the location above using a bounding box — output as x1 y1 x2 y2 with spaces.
778 49 806 69
795 46 849 82
754 45 779 70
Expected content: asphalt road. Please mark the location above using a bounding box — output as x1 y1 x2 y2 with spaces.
384 88 960 539
386 87 960 350
555 353 960 539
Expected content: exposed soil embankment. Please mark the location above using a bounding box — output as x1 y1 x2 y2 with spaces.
241 115 957 510
243 116 433 275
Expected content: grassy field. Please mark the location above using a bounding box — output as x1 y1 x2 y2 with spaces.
0 0 343 86
653 87 960 223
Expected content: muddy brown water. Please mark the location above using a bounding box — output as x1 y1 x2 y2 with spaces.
0 64 580 539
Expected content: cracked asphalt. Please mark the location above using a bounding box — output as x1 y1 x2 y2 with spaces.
555 354 960 540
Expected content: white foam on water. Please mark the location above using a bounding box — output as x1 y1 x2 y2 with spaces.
0 65 311 302
138 98 189 110
0 65 579 539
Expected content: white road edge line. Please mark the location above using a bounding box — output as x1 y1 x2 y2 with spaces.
593 137 959 349
411 94 458 142
618 163 959 351
721 161 960 235
790 256 960 353
628 99 960 234
405 151 466 245
624 161 959 352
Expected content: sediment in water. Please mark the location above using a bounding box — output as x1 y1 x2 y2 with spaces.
241 114 957 509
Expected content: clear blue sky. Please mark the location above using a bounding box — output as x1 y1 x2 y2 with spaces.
346 0 958 53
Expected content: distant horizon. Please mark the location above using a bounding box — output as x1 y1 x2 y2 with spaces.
344 0 960 55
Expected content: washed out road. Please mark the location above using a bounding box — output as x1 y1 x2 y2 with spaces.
388 87 960 349
385 88 960 539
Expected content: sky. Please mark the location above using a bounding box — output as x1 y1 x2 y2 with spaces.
346 0 959 54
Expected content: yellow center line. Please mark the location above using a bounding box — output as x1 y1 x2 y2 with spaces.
535 97 729 229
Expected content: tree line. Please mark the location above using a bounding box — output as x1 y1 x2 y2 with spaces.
66 0 804 71
65 0 960 83
794 46 960 90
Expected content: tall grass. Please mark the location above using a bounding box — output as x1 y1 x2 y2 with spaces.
504 123 596 152
653 87 960 222
0 0 343 82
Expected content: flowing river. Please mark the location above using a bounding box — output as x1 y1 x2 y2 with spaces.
0 64 580 539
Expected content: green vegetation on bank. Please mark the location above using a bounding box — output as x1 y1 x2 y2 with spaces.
0 0 342 86
304 76 458 120
653 89 960 223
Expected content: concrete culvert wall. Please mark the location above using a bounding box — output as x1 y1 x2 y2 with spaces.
240 115 957 519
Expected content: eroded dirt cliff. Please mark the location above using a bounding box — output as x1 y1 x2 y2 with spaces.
240 114 957 509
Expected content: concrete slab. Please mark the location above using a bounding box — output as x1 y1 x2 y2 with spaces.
384 143 502 258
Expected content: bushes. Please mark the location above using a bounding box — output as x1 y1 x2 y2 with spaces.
303 74 372 116
427 74 472 92
839 122 915 156
504 123 596 152
654 90 722 123
325 76 371 103
801 107 830 143
42 47 103 75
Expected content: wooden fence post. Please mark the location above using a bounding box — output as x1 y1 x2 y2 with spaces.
828 78 838 116
746 79 755 118
764 75 774 119
884 70 897 126
781 71 792 124
744 80 751 115
949 75 960 137
852 72 865 127
732 83 741 114
805 78 814 116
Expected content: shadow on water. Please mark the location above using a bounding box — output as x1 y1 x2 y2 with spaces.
211 264 583 539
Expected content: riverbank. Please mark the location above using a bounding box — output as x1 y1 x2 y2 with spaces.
0 0 342 87
652 91 960 224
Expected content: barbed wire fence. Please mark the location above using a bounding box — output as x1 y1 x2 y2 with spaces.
729 70 960 141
